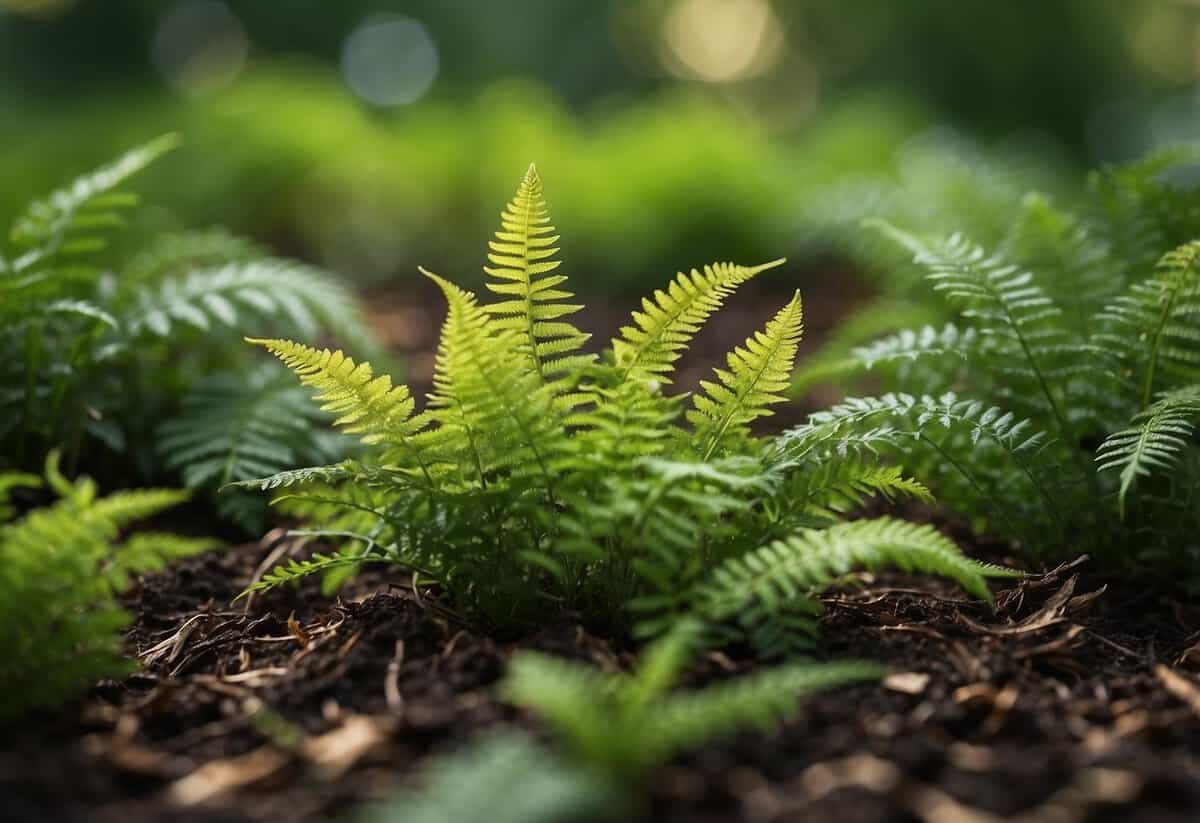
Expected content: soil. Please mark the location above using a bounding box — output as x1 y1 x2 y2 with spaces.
5 520 1200 823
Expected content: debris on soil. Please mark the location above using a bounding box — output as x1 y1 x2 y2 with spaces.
5 524 1200 822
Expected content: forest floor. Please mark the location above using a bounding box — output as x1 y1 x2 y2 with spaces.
5 524 1200 822
6 280 1200 821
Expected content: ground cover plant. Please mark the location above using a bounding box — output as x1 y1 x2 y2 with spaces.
789 145 1200 574
0 453 212 720
244 164 1013 650
0 137 374 530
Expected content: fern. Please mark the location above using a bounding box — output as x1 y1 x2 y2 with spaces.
247 165 1006 636
1097 385 1200 517
0 139 373 529
800 145 1200 570
503 619 883 780
156 365 349 531
0 454 215 720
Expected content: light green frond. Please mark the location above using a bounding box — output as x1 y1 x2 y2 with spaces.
483 164 592 384
503 623 881 780
1097 385 1200 517
86 488 192 531
248 338 428 449
613 258 784 384
689 291 803 459
10 134 178 260
425 270 566 488
693 517 1018 655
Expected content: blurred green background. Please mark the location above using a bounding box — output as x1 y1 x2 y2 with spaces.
3 0 1200 292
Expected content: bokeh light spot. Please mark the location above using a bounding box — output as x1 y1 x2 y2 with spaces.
662 0 783 83
341 15 439 106
151 1 248 97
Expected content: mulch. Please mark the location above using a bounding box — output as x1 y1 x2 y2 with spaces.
5 520 1200 823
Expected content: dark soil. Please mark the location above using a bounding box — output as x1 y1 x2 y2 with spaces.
5 522 1200 823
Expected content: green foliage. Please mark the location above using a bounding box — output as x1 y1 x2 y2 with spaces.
503 620 883 781
0 454 214 721
357 733 623 823
693 517 1018 656
0 139 372 527
796 146 1200 570
244 166 1005 640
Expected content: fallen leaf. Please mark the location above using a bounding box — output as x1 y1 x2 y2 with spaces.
168 746 291 806
302 715 395 778
1155 664 1200 716
883 672 930 695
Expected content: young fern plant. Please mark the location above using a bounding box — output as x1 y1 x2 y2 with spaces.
503 619 883 782
0 453 214 721
0 138 373 528
790 146 1200 572
241 164 1011 645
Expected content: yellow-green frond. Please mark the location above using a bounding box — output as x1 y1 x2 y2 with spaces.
247 337 427 448
483 164 592 384
614 259 785 384
690 291 804 459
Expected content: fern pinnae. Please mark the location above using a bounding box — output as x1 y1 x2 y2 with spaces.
483 163 592 387
1097 385 1200 517
692 517 1018 653
690 291 804 459
613 258 785 383
10 134 179 259
247 338 438 487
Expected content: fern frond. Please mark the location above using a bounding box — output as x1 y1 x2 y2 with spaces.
483 164 592 385
426 270 567 489
1097 385 1200 517
769 457 933 525
229 462 359 492
689 291 803 459
241 548 387 595
1096 239 1200 405
642 659 884 760
248 338 431 455
119 227 263 289
1001 193 1116 333
157 368 333 490
357 733 623 823
852 323 977 370
871 222 1086 441
0 458 210 719
503 621 882 779
9 134 178 261
692 517 1017 655
125 260 373 353
775 391 1077 546
156 366 349 530
613 259 784 383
